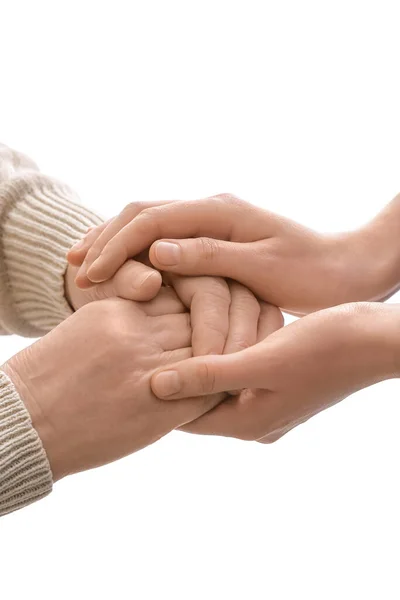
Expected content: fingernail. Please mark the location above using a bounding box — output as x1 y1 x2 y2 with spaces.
87 259 106 283
153 370 181 397
70 238 85 252
133 272 161 297
155 241 181 266
133 271 160 289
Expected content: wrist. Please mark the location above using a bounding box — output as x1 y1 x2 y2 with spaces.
2 354 65 482
338 302 400 382
327 224 400 305
349 195 400 302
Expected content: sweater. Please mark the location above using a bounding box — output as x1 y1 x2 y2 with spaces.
0 143 102 516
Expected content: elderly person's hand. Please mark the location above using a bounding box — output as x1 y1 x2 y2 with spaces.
66 202 281 357
2 295 222 481
2 279 281 480
70 193 400 316
150 303 399 442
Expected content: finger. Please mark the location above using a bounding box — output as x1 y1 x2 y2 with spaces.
152 313 192 351
224 282 260 396
178 399 239 436
224 282 260 354
67 221 109 266
175 392 228 430
257 303 284 342
178 386 275 439
163 347 192 364
84 259 162 299
86 195 268 283
78 200 173 287
107 259 162 301
140 287 186 316
151 342 269 400
170 275 231 356
151 238 274 303
161 343 226 424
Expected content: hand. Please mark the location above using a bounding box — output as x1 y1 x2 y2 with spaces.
66 201 179 305
67 205 277 356
1 295 224 481
71 193 400 315
65 261 162 309
150 303 400 442
67 201 176 293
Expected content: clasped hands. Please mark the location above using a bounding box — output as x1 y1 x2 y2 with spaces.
6 193 400 481
68 193 400 446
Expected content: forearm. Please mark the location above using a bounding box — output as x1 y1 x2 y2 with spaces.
0 143 102 337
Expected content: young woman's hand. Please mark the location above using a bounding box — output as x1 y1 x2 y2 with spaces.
66 203 282 357
68 194 400 315
150 302 400 442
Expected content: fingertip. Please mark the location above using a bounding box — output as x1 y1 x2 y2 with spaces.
151 370 182 399
86 259 108 283
149 240 181 269
66 249 87 267
67 238 89 265
74 272 96 289
134 270 163 301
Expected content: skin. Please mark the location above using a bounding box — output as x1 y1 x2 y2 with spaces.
66 215 272 356
152 303 400 442
66 193 400 441
69 193 400 315
66 262 276 358
2 286 279 480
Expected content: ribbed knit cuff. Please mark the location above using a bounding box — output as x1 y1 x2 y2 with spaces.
0 370 53 517
0 173 102 337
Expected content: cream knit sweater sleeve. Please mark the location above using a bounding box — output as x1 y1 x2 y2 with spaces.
0 143 102 516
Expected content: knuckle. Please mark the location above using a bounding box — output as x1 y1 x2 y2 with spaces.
81 299 123 335
192 323 226 355
213 192 241 206
196 361 217 395
133 207 161 236
138 206 159 220
232 285 260 311
122 201 148 216
85 243 102 264
198 277 230 303
196 237 221 262
89 283 107 302
230 335 253 351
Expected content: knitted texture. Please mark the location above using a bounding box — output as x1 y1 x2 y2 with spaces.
0 167 102 337
0 143 102 516
0 371 53 516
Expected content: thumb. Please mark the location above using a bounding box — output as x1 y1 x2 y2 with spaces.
95 259 162 302
150 237 261 285
151 342 269 400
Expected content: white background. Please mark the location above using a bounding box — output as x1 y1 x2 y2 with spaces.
1 1 400 598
